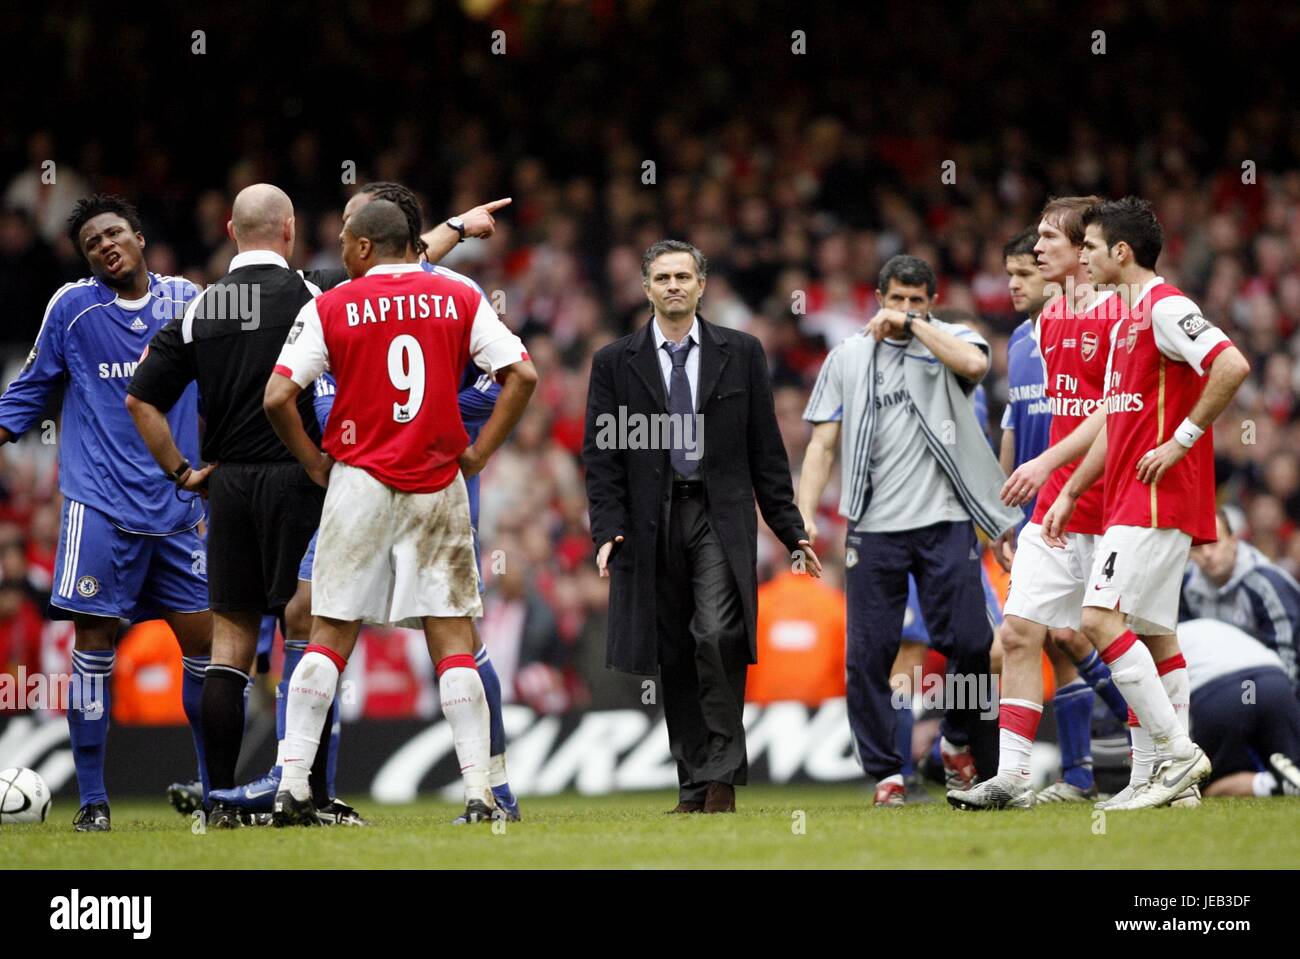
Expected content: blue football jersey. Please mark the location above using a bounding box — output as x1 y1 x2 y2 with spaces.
1002 318 1051 469
0 274 203 534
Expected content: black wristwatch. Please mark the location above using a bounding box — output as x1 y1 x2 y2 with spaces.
904 310 924 336
167 458 192 485
446 216 466 243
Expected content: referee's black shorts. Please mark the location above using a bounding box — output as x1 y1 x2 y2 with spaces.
206 462 325 613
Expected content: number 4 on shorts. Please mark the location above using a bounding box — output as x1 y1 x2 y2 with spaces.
1102 551 1116 580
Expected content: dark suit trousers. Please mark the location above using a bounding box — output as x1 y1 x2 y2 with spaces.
656 490 749 802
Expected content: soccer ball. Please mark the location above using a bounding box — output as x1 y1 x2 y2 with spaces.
0 767 51 824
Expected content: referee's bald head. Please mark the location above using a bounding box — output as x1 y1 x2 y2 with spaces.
230 183 295 252
340 197 415 277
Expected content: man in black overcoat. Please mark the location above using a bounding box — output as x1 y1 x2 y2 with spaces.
582 239 821 813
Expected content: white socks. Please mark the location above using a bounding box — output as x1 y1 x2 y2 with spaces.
280 650 341 800
997 698 1043 783
1129 722 1157 786
438 662 492 805
1102 633 1192 761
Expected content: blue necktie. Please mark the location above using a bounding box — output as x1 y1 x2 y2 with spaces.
661 339 697 478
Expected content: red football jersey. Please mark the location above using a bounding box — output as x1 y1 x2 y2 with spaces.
275 263 527 493
1030 292 1125 535
1102 279 1232 545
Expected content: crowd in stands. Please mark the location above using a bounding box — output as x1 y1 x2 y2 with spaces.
2 2 1297 719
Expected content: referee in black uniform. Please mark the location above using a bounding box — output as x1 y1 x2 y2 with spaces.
127 183 337 827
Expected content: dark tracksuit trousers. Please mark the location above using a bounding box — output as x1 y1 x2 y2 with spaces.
1191 667 1300 779
844 519 994 780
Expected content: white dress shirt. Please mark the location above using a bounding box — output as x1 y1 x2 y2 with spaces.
651 315 701 410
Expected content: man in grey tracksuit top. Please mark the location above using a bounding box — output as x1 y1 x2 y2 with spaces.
798 255 1021 804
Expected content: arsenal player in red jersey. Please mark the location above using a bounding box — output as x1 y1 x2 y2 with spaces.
950 196 1128 811
1042 197 1250 810
264 199 537 824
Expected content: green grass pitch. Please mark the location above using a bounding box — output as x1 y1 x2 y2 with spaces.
8 785 1298 869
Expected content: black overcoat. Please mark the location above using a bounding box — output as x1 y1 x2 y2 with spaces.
582 316 808 674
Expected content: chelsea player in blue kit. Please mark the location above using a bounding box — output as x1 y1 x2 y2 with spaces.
209 183 521 822
0 195 212 832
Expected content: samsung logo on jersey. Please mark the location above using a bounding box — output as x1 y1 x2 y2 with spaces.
345 294 460 326
873 388 910 412
1007 383 1045 403
98 361 140 379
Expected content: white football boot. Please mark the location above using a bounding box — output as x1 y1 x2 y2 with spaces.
1108 747 1211 810
1036 779 1098 803
947 773 1035 810
1096 782 1144 809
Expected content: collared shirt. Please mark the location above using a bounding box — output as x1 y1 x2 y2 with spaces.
128 248 324 464
230 249 290 272
651 314 701 410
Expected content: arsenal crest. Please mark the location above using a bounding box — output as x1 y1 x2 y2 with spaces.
1125 323 1139 353
1081 330 1098 362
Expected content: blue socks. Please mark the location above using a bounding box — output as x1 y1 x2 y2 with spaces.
326 699 340 796
69 648 115 807
1053 679 1095 790
895 698 915 777
476 646 506 757
181 654 210 798
476 646 515 804
1074 649 1128 724
277 640 306 742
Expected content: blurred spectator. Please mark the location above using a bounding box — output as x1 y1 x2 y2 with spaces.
747 570 846 705
112 621 186 725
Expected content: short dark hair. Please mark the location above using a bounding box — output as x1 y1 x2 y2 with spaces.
1081 196 1164 269
641 239 707 283
360 181 427 257
1039 195 1101 246
344 197 410 257
877 254 936 297
66 193 144 255
1002 228 1038 261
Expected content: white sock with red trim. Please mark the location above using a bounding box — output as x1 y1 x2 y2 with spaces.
1102 631 1192 761
1128 709 1156 787
280 646 343 801
996 699 1043 783
438 655 492 806
1157 653 1190 735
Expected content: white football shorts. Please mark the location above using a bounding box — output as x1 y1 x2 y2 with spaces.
312 461 482 625
1083 524 1191 634
1003 523 1098 630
